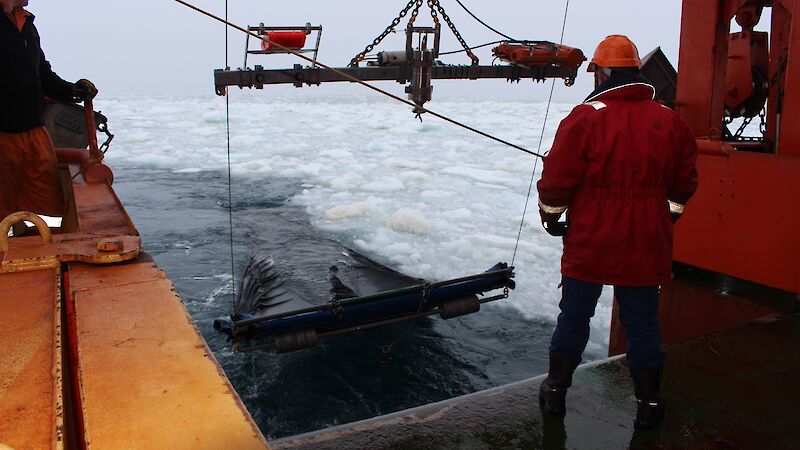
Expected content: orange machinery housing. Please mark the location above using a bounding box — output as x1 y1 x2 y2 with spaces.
674 0 799 294
611 0 799 356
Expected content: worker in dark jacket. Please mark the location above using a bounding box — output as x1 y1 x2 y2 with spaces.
536 35 698 430
1 0 97 233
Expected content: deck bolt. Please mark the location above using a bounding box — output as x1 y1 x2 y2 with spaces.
97 239 123 252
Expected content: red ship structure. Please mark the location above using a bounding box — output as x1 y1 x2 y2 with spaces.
1 0 797 448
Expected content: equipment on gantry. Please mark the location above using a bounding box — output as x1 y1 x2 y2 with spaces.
206 1 585 353
214 1 586 116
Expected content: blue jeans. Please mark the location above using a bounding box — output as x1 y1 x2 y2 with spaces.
549 276 666 370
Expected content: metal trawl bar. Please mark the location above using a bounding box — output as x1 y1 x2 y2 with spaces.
231 268 513 328
234 293 508 352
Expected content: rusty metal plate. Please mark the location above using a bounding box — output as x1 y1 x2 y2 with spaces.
1 235 140 274
674 152 800 293
0 269 63 450
68 259 166 294
70 169 136 236
69 261 268 449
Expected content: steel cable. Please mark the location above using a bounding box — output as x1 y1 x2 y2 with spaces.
453 0 515 40
224 0 236 302
439 39 504 56
511 0 570 267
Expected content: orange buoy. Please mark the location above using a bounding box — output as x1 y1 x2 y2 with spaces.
261 31 307 51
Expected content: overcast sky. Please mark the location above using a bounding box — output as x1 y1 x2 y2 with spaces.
29 1 683 103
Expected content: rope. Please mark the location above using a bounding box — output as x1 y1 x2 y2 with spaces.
511 0 570 267
224 0 236 302
453 0 514 40
173 0 545 159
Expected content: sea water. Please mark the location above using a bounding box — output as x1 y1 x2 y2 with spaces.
105 93 614 439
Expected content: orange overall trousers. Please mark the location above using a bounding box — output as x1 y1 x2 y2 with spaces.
0 126 64 221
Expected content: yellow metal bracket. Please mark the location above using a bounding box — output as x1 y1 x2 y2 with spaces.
0 211 140 274
0 211 53 251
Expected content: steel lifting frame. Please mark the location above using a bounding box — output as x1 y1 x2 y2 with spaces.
243 22 323 69
213 64 577 96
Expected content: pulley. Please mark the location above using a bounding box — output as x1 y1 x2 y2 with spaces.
724 1 770 120
724 30 769 119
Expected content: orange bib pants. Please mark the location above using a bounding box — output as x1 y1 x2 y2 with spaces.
0 126 64 221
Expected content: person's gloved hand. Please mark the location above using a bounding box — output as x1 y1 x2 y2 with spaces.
539 208 562 225
73 79 98 101
540 209 568 237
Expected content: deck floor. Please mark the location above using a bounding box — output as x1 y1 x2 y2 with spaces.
274 315 800 449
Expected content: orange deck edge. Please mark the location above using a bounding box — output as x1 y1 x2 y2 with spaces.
1 161 270 449
67 260 269 449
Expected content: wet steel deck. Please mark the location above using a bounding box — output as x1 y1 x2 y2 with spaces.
274 315 800 449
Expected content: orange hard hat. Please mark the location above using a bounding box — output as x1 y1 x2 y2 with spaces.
587 35 641 72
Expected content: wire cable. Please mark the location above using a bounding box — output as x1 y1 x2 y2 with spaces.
453 0 514 40
224 0 236 302
511 0 570 267
173 0 546 159
439 39 504 56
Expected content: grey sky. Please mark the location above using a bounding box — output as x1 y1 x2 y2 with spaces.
29 1 682 102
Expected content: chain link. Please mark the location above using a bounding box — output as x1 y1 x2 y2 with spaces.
350 0 478 66
97 119 115 154
734 116 753 139
349 0 423 67
408 0 424 26
428 0 478 64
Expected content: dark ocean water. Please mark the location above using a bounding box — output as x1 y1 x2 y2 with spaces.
113 168 555 440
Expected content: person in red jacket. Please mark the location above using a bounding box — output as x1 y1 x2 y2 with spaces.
1 0 97 235
536 35 698 430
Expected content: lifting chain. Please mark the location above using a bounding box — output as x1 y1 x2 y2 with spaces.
758 105 767 137
96 115 115 154
350 0 478 66
349 0 424 67
733 116 753 139
427 0 478 64
408 0 424 26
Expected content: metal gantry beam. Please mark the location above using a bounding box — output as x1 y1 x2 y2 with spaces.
213 64 578 95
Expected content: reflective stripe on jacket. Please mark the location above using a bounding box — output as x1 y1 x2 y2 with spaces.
537 74 698 286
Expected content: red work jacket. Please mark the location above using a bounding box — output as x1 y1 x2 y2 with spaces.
537 79 698 286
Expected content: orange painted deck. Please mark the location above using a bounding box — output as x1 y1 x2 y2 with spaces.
67 260 267 449
0 269 63 450
0 159 270 449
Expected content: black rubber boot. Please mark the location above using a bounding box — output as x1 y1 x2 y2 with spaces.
538 353 579 416
630 366 665 430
